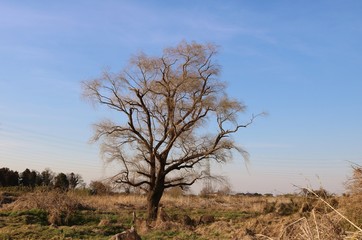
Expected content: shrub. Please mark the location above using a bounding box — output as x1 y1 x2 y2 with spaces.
165 187 185 198
89 181 112 195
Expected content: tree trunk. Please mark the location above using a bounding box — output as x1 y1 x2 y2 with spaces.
146 185 165 221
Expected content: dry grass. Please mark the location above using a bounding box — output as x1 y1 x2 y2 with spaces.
2 189 83 225
1 189 362 239
158 192 362 240
338 193 362 231
77 193 146 212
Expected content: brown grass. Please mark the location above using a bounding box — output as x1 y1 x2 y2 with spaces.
338 193 362 231
2 189 83 225
76 193 146 212
1 189 362 239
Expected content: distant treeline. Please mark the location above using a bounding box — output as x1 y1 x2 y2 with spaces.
0 167 83 190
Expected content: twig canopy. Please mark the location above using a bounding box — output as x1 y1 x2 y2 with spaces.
82 41 255 219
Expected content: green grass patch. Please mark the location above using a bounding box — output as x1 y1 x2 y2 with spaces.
7 209 48 225
144 230 200 240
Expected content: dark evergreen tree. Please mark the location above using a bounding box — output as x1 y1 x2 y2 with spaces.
20 168 31 187
29 170 38 188
8 170 19 186
0 168 19 187
40 168 54 187
54 173 69 191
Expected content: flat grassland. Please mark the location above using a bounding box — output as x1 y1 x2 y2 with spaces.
0 189 361 239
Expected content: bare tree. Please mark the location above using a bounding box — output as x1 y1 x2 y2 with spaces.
346 163 362 195
82 41 257 220
67 172 84 189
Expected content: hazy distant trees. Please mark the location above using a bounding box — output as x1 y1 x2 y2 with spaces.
0 167 83 190
82 41 257 220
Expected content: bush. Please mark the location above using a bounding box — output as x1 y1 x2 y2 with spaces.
89 181 112 195
165 187 185 198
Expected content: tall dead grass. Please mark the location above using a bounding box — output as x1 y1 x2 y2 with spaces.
2 189 83 225
76 193 146 212
270 189 362 240
2 188 362 239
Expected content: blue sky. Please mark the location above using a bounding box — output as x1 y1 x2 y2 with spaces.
1 1 361 194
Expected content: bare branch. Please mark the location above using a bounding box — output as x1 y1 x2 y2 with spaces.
82 41 259 220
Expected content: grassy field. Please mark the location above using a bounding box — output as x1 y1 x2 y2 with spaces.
0 188 362 239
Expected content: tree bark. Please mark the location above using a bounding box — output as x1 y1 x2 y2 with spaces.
146 183 165 221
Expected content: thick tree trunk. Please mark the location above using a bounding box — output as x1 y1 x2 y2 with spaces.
146 184 165 221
